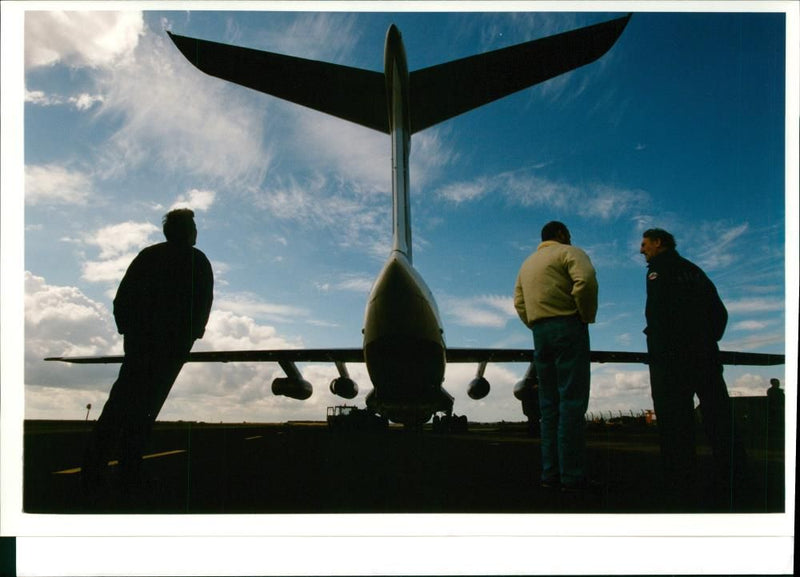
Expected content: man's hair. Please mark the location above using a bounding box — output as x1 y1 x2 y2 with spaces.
163 208 196 244
541 221 568 242
642 228 676 250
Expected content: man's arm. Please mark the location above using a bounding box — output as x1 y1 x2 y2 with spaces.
193 252 214 339
112 252 145 335
567 248 598 323
513 274 529 326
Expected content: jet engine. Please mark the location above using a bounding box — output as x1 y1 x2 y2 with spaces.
467 376 490 399
271 360 313 400
514 363 540 436
330 361 358 399
467 361 490 400
330 377 358 399
272 377 313 400
513 363 538 401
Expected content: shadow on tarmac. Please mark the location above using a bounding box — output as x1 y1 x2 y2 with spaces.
23 420 785 515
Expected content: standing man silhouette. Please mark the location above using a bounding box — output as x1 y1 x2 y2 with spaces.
514 221 598 491
640 227 745 509
82 208 214 492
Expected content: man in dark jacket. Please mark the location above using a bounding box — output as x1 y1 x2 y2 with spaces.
83 209 213 492
640 228 745 509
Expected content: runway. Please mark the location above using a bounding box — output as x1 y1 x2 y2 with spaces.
23 420 784 514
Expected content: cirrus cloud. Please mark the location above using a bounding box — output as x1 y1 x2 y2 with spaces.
25 11 144 70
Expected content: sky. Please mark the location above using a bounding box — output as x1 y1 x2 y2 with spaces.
1 3 797 573
6 4 795 426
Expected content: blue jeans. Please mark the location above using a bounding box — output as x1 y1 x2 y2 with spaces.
532 315 590 486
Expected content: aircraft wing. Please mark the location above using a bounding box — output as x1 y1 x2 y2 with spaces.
45 348 784 366
445 348 785 366
45 348 364 365
408 14 631 133
167 32 389 133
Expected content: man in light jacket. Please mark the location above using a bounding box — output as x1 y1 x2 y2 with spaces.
514 221 598 492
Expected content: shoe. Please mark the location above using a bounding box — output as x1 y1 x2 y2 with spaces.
560 478 603 493
540 478 560 490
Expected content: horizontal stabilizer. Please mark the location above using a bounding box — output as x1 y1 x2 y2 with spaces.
409 14 631 133
167 32 389 133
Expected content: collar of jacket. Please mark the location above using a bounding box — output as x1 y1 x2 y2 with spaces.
647 248 679 268
537 240 565 251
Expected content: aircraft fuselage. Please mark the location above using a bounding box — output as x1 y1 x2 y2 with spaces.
363 27 452 425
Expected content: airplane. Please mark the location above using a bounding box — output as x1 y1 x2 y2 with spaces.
46 14 785 426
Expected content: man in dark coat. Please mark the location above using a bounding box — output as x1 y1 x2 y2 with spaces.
82 209 213 492
640 228 745 509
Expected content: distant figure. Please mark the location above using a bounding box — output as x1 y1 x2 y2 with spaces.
767 378 784 403
640 228 745 508
82 209 213 491
767 378 785 448
514 221 598 491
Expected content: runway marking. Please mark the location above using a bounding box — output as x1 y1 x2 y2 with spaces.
244 435 263 441
52 449 187 475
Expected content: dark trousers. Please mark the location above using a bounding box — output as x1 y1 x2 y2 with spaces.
532 315 591 486
648 359 746 507
83 336 188 485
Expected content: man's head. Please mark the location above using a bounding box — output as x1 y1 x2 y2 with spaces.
541 221 571 245
163 208 197 246
640 228 675 262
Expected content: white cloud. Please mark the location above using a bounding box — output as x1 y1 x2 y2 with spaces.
213 293 310 325
725 297 784 314
25 11 144 69
93 27 269 187
256 173 388 255
437 181 489 204
80 221 159 284
24 272 122 407
170 188 216 212
720 331 785 352
70 93 105 110
85 221 160 259
269 13 362 63
731 320 769 331
81 253 139 285
308 275 369 297
25 89 57 106
23 271 347 422
587 367 653 414
411 127 461 189
199 310 302 351
25 164 92 205
445 294 515 328
693 222 750 270
582 184 650 220
729 373 773 397
436 170 649 221
292 107 389 193
25 89 104 110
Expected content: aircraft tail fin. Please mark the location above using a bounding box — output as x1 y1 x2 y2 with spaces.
167 32 389 133
408 14 631 133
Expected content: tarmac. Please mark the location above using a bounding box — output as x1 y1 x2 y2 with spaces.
23 419 785 515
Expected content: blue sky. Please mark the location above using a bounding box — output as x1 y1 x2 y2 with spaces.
9 5 794 425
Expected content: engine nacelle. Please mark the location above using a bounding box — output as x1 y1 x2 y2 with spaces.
330 376 358 399
467 376 490 400
513 362 539 401
365 389 378 413
513 378 531 401
271 377 313 400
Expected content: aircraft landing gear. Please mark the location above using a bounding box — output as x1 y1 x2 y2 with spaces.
431 412 468 434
